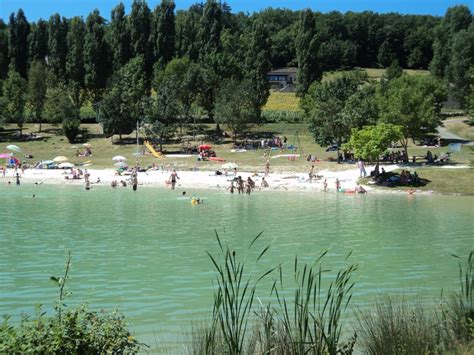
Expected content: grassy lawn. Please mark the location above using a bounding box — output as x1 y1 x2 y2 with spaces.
361 168 474 195
263 91 301 112
443 118 474 141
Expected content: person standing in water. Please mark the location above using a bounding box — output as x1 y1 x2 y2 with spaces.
264 159 270 177
15 173 20 186
169 169 179 190
335 178 341 191
132 169 138 191
323 178 328 192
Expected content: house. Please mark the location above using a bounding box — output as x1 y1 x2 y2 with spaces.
266 67 297 91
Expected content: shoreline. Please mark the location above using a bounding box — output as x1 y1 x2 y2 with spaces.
2 165 448 196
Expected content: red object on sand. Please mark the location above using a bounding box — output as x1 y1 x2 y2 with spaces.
198 144 212 150
209 157 225 162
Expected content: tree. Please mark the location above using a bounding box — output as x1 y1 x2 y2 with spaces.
84 10 111 104
302 70 369 157
295 10 321 95
144 83 179 152
8 9 30 78
446 25 474 107
154 57 200 138
3 65 27 135
199 0 223 57
98 56 146 142
378 75 447 160
341 84 379 127
66 17 86 110
28 19 48 63
108 2 131 71
27 61 47 131
0 19 9 79
244 20 272 120
384 59 403 81
43 85 78 125
345 124 403 162
128 0 153 78
48 14 69 81
153 0 176 70
175 4 203 60
215 79 258 143
430 5 472 78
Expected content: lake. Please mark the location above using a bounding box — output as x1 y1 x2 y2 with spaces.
1 184 473 348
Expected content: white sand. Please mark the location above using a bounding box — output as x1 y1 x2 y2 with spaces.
7 164 402 193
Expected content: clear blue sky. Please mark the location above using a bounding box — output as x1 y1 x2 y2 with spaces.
0 0 472 22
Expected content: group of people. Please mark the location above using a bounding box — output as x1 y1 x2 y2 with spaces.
228 175 268 195
381 150 408 164
75 146 93 157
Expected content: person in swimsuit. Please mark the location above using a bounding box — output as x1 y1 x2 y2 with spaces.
169 169 179 190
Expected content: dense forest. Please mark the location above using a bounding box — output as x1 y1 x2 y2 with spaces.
0 0 472 145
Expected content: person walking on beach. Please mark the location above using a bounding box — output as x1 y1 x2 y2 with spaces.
357 159 366 178
323 178 328 192
264 159 270 177
309 165 315 182
169 169 179 190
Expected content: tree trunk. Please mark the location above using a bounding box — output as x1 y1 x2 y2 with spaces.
39 120 42 133
402 136 409 163
160 133 164 152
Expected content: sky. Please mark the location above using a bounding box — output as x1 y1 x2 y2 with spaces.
0 0 472 21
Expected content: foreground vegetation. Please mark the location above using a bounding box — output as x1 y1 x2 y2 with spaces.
1 238 473 354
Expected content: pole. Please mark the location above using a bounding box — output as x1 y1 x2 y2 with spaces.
136 120 140 156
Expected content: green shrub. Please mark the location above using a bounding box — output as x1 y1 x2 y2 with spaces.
0 306 140 354
62 118 81 143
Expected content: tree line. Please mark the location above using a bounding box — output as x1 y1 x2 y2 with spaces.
0 1 472 145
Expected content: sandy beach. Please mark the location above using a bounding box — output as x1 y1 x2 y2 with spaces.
6 164 406 193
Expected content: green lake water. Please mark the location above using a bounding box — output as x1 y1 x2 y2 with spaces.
1 184 473 348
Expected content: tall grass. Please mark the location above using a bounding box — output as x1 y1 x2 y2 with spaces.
356 296 441 355
272 252 358 355
205 231 276 354
444 252 474 345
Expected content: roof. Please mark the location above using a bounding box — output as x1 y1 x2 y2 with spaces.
267 67 297 75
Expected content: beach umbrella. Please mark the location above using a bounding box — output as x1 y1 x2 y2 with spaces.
58 162 74 169
112 155 127 162
53 156 68 163
114 161 128 168
41 160 55 165
6 145 21 152
83 143 92 148
198 144 212 150
222 162 238 169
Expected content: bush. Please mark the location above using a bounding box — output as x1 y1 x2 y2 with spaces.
0 306 140 354
62 118 81 143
